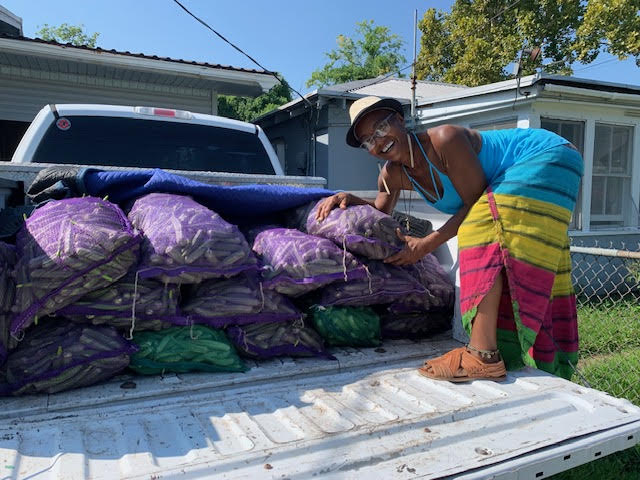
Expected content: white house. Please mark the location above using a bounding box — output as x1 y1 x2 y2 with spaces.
0 5 278 162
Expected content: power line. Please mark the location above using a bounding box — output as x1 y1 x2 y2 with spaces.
573 57 619 73
171 0 312 107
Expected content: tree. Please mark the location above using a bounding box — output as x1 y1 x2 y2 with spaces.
575 0 640 66
35 23 100 48
218 75 292 122
416 0 638 88
307 20 406 88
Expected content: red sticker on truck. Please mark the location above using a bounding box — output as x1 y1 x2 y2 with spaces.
56 117 71 131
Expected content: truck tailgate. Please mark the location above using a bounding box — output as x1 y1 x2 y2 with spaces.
1 336 638 479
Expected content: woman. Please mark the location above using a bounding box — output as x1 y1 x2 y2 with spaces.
315 96 583 382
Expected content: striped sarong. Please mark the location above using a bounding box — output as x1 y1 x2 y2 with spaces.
458 144 583 379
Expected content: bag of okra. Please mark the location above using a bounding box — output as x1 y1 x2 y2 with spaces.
57 272 181 332
129 325 246 375
227 320 335 360
379 309 452 339
128 193 256 284
10 197 142 337
0 320 137 396
310 305 381 347
0 241 17 365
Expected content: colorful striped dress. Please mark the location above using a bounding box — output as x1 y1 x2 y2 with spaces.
405 128 583 380
459 129 583 379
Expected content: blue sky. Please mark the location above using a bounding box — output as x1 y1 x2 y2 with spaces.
3 0 638 96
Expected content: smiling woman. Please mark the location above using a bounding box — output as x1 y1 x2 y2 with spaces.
313 95 584 383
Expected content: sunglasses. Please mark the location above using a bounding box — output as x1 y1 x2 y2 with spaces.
358 113 395 151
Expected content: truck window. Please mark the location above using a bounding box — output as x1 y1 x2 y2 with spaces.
32 116 276 175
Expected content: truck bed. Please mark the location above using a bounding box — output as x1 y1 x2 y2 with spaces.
1 334 638 479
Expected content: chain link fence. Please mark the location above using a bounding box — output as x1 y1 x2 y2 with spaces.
569 241 640 404
551 240 640 479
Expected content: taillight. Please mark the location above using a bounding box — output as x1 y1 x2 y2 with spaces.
134 106 193 120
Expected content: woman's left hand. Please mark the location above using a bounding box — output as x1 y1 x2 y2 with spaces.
384 229 431 266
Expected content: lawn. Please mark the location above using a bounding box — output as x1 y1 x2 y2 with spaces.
550 302 640 479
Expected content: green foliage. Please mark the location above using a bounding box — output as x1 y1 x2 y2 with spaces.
625 260 640 286
575 0 640 66
307 20 406 88
550 445 640 480
218 75 292 122
35 23 100 48
416 0 638 87
577 302 640 356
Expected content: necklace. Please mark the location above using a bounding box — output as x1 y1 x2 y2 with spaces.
400 132 415 233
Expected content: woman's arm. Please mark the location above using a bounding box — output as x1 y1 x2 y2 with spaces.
315 163 401 220
385 126 487 265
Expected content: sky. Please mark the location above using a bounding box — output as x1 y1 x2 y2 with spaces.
3 0 638 97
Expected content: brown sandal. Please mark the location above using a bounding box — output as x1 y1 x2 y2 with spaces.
418 347 507 382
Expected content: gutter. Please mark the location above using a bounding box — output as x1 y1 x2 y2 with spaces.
0 37 278 93
540 83 640 107
417 93 538 124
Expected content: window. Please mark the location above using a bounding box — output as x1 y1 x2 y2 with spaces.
590 124 634 228
33 116 276 175
541 118 585 230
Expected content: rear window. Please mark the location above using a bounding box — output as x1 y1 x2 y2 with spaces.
33 115 275 175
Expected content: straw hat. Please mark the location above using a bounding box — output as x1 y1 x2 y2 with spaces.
345 96 404 147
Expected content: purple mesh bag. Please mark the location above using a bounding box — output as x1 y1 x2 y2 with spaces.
57 272 181 332
0 320 137 396
0 242 17 365
181 272 301 328
306 203 404 259
319 259 427 307
227 320 335 360
10 197 141 337
387 254 455 313
252 228 366 297
380 310 452 339
128 193 256 283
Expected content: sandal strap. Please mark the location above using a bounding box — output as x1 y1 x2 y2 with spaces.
460 351 506 378
424 347 466 378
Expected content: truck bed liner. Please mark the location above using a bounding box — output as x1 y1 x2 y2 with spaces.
1 335 638 479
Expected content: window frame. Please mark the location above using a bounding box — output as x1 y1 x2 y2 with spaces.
590 123 634 226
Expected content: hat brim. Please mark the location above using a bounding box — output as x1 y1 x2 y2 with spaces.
345 97 405 148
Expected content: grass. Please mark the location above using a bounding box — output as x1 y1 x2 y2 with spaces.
577 302 640 357
577 349 640 403
549 302 640 480
549 446 640 480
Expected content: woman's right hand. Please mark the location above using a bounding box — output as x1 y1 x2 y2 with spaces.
315 192 357 221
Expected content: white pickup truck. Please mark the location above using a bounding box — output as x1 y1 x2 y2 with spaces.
0 105 638 480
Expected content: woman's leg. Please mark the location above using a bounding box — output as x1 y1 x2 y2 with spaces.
467 271 503 363
418 270 507 380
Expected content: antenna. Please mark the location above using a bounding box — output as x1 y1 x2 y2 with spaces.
410 9 418 130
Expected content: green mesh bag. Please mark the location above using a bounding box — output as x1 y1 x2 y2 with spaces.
129 325 247 375
310 306 381 347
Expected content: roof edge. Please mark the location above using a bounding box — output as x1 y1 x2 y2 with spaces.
0 34 274 77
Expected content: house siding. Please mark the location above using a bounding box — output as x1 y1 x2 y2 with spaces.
0 74 216 123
